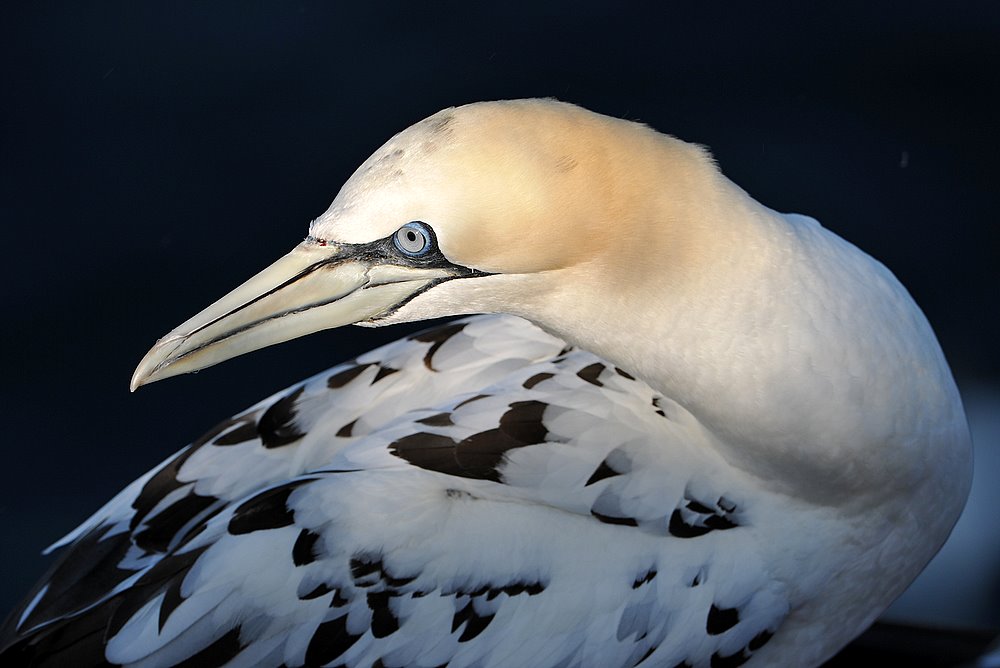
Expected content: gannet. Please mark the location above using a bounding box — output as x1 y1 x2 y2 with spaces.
1 99 972 668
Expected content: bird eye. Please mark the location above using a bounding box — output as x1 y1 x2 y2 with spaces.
393 221 433 256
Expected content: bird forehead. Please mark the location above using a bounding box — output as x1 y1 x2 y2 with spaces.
308 110 474 244
307 99 637 270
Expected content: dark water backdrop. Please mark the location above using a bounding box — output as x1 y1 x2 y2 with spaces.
2 0 998 646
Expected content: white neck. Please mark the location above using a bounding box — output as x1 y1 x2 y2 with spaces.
516 177 968 508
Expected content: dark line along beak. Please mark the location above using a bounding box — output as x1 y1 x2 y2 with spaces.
130 240 465 390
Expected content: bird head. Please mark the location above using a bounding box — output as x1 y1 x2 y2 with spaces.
131 99 720 390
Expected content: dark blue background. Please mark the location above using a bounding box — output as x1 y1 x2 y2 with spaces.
2 0 998 651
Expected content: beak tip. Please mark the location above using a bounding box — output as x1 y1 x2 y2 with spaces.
131 339 175 392
130 363 153 392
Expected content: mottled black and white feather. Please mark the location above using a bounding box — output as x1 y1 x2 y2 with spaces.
1 316 794 667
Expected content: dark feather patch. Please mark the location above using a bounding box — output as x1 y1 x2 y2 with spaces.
350 555 383 583
632 569 657 589
373 365 400 383
11 525 137 635
668 510 710 538
417 412 454 427
257 387 307 449
108 545 210 638
385 572 418 588
228 480 311 535
134 491 220 553
212 418 258 445
748 629 774 651
591 510 639 527
159 577 184 631
336 419 357 438
391 401 548 481
327 363 373 388
614 367 637 381
456 400 548 460
452 601 495 642
585 459 622 486
496 400 548 445
411 322 467 371
130 445 201 534
299 583 334 600
0 602 116 668
634 646 657 666
668 497 739 539
367 592 400 638
388 431 475 476
444 579 545 598
707 605 740 635
703 514 739 531
305 615 361 666
2 545 208 665
686 500 715 514
652 397 668 418
293 529 321 566
710 649 750 668
128 407 281 553
522 372 554 389
576 362 606 387
683 627 777 668
501 581 545 596
454 393 490 409
349 554 417 589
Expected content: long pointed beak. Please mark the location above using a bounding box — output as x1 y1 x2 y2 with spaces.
130 241 455 390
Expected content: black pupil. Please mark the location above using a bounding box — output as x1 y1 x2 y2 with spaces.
407 230 418 243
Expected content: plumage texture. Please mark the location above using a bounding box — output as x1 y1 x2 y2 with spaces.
0 99 972 667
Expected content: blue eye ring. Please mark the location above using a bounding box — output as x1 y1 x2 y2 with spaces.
393 221 433 257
